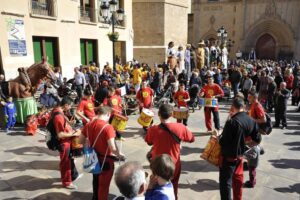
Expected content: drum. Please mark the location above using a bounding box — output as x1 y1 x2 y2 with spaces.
138 109 154 127
173 107 189 120
111 113 128 132
199 98 218 107
71 136 83 157
200 136 222 166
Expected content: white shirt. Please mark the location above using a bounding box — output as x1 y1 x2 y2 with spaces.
74 71 86 86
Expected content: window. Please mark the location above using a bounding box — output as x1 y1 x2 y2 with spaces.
79 0 96 23
33 36 59 67
31 0 57 17
80 39 98 65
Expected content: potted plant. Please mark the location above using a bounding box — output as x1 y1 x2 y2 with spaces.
107 32 119 42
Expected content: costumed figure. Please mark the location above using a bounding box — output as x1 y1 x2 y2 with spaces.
4 96 16 132
177 45 185 75
221 42 228 69
167 41 177 71
204 40 210 68
210 42 218 64
199 73 224 132
0 60 57 123
196 40 205 70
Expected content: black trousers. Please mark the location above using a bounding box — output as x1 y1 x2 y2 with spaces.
75 84 83 104
275 107 287 127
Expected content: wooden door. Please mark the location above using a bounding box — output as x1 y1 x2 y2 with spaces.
256 34 276 60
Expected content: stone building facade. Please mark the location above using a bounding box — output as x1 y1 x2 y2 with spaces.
0 0 133 79
133 0 189 65
189 0 300 60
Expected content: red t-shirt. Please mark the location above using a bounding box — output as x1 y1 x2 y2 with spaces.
53 108 73 143
145 123 195 164
77 97 95 123
201 83 224 98
103 95 122 115
136 87 154 108
174 90 190 107
81 119 116 156
249 101 265 120
285 75 294 89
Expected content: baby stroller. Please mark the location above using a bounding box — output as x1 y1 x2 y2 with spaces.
188 84 200 112
154 84 174 107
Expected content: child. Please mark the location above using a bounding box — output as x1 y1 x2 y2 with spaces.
145 154 175 200
4 97 16 132
244 141 261 188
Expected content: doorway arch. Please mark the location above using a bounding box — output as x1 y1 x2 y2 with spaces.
256 33 276 59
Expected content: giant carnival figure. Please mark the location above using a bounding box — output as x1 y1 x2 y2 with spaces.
1 59 56 123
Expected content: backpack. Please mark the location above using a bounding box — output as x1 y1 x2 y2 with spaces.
258 113 272 135
45 112 65 151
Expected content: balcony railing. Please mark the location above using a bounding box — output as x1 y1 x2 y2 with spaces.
79 7 97 23
30 0 57 17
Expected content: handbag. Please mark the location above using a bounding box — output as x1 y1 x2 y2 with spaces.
82 123 109 174
200 136 222 167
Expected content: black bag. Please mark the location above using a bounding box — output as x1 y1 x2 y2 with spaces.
258 113 272 135
46 112 65 151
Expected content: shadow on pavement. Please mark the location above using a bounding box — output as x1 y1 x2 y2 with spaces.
274 183 300 195
5 146 58 157
29 191 93 200
284 131 300 136
181 146 204 156
181 160 218 172
2 175 61 191
283 141 300 151
178 179 219 192
268 159 300 169
0 160 59 173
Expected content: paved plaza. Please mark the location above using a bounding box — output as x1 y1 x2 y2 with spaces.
0 102 299 200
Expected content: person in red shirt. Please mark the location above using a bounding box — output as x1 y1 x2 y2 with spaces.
200 74 224 132
136 80 154 112
145 104 195 200
80 106 125 200
173 83 190 125
53 97 81 189
76 86 95 125
103 87 123 140
248 91 266 124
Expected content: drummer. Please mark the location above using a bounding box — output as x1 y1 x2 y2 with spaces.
199 73 224 132
173 83 190 125
103 86 124 140
76 86 95 125
136 80 154 131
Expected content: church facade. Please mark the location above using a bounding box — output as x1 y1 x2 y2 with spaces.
189 0 300 60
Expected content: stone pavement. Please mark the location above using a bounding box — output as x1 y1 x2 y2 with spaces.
0 102 299 200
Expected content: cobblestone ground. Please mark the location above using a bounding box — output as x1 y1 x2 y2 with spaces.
0 101 299 200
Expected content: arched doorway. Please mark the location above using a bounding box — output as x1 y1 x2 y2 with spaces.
255 33 276 59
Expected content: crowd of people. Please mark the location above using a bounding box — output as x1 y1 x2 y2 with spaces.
1 40 300 200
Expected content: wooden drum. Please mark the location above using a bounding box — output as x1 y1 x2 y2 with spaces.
71 136 83 157
173 107 189 120
200 136 222 166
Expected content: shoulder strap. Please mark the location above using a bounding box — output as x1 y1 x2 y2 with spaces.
92 123 109 148
159 123 181 144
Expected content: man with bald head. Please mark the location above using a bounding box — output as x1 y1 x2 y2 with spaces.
114 161 147 200
274 82 290 129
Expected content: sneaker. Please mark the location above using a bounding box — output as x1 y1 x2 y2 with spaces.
73 173 83 182
65 183 78 190
244 181 254 188
282 126 287 130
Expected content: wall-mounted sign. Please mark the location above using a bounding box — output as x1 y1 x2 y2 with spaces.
6 18 27 56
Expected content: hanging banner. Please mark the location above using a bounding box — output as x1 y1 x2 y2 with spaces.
6 18 27 56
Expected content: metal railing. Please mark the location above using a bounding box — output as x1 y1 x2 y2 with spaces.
79 6 97 23
30 0 57 17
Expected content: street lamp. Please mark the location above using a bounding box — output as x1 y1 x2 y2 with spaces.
100 0 124 71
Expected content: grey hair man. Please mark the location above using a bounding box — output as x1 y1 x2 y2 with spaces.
114 161 147 200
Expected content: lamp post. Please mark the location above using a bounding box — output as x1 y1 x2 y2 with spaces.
100 0 124 71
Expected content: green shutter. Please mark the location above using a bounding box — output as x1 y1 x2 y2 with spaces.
87 41 94 64
33 38 42 63
45 39 55 66
80 40 86 65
